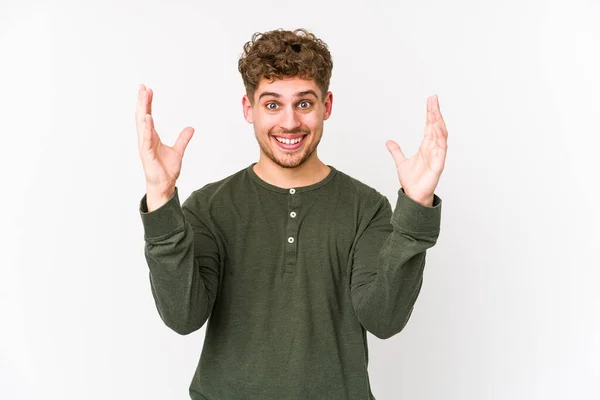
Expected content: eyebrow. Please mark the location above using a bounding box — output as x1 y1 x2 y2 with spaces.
257 90 320 101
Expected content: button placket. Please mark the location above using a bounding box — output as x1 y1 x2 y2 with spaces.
285 188 301 273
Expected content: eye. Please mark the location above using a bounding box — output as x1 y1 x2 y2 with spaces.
298 100 312 109
266 102 279 110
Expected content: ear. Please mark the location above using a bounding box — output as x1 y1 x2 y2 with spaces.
242 94 254 124
323 91 333 121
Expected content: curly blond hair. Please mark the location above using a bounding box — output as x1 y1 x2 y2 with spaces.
238 28 333 103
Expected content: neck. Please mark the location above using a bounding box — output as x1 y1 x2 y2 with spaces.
253 152 330 189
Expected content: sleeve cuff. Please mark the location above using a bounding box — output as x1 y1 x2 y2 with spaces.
391 188 442 233
139 187 185 239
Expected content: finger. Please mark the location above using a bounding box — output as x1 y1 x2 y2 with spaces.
431 96 448 138
136 85 147 133
137 84 147 112
424 96 437 140
430 95 441 122
385 140 406 168
140 114 154 153
136 88 145 149
173 127 195 157
436 116 448 139
135 85 142 122
431 94 439 112
147 88 153 115
433 124 448 149
424 122 434 141
426 96 433 125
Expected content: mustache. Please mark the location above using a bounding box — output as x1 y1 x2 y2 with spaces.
269 127 310 136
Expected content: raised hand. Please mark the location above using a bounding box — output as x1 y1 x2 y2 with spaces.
136 84 195 211
385 95 448 207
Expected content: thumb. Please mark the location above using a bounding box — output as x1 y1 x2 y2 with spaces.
385 140 406 168
173 127 195 157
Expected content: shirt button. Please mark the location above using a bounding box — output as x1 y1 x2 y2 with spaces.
290 211 297 218
287 237 295 244
289 188 296 194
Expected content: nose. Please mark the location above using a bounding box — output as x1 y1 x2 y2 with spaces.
279 105 302 131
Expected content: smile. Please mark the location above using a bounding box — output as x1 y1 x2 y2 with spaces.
275 136 304 145
272 135 307 150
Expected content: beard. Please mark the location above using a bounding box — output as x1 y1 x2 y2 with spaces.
256 126 321 169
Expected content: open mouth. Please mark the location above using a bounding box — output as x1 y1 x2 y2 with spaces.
271 135 307 151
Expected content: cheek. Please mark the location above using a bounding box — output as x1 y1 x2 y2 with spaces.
303 115 323 131
254 114 278 132
260 126 278 142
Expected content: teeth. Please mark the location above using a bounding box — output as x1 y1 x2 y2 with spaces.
276 136 304 145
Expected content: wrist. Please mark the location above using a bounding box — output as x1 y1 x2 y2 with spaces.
403 189 434 207
146 182 175 198
145 186 175 212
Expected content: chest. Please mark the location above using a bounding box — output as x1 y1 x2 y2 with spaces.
215 191 358 279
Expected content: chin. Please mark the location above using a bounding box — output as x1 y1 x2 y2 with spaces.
271 155 308 169
268 147 314 169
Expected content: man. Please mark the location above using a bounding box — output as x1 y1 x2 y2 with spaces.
137 28 447 399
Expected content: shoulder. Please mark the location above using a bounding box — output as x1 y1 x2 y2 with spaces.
181 166 250 212
330 168 393 236
332 167 389 208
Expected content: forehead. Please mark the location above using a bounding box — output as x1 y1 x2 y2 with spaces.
254 77 320 100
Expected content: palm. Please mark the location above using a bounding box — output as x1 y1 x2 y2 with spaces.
386 95 448 203
144 132 184 187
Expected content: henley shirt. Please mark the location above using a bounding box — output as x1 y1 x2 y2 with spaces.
139 162 442 399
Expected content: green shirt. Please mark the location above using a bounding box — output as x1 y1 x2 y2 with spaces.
139 163 442 399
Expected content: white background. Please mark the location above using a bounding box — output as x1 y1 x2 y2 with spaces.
1 0 599 399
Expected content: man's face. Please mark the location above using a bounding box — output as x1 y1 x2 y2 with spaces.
242 77 333 169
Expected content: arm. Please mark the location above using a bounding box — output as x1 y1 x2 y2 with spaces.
350 188 442 339
139 187 220 335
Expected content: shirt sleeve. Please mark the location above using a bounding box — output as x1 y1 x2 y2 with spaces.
349 188 442 339
139 187 221 335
